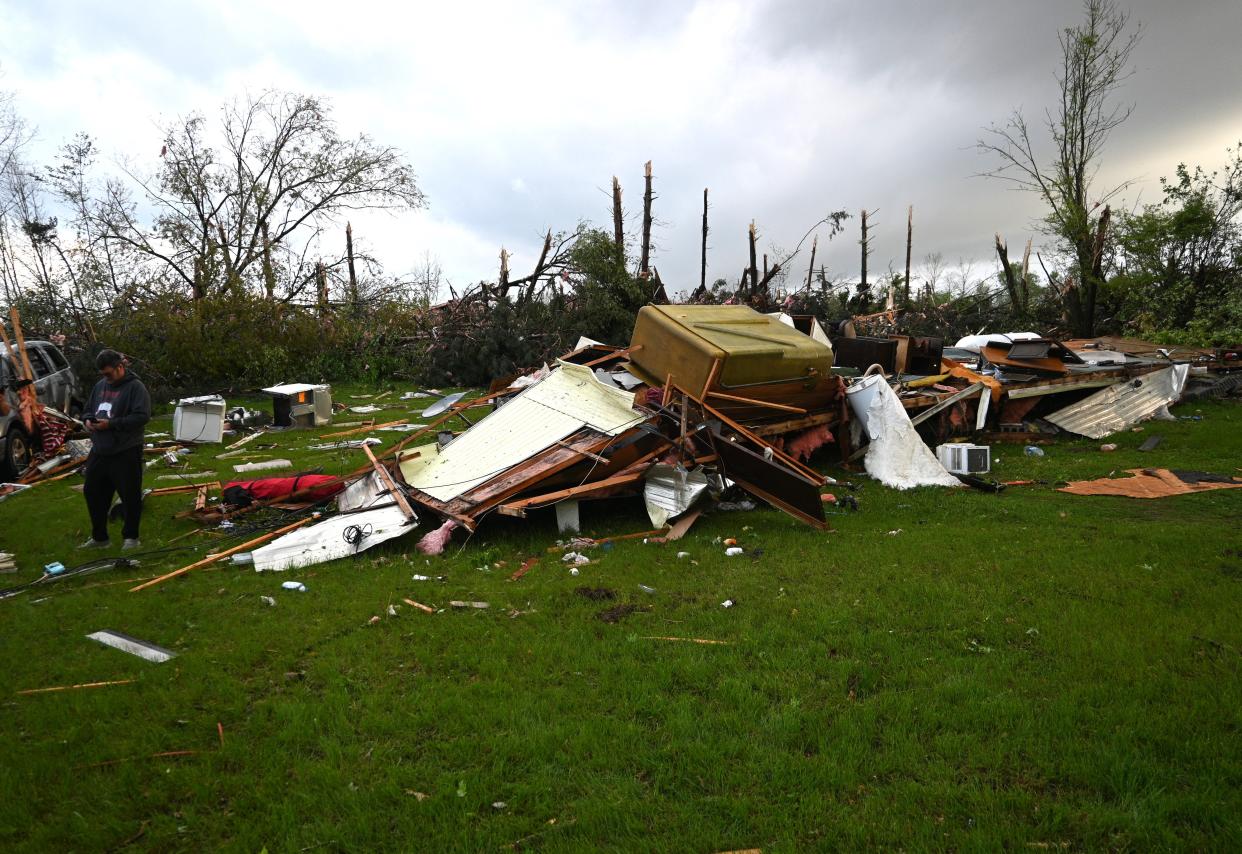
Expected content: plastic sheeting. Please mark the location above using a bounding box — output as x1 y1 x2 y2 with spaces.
862 379 961 490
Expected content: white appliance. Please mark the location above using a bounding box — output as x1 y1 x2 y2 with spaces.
936 442 991 475
262 383 333 428
173 395 227 443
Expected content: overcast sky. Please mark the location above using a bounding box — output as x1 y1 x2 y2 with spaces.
2 0 1239 297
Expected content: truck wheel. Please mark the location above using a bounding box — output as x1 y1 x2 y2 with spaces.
2 426 32 480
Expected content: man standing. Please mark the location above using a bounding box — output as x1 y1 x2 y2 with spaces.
79 350 151 550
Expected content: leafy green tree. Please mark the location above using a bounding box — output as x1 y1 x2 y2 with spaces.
92 91 425 301
1110 145 1242 343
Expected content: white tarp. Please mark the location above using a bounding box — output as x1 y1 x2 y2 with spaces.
1045 364 1190 439
252 504 416 572
400 361 644 502
863 379 961 490
953 332 1041 353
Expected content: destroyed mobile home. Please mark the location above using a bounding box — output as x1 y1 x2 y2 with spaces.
3 303 1240 586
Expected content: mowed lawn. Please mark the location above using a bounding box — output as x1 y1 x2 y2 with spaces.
1 388 1240 852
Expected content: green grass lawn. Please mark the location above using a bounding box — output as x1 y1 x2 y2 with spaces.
1 387 1240 851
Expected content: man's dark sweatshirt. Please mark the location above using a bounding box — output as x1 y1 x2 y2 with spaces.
85 372 151 455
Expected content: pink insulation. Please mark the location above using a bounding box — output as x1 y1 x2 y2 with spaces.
783 424 835 462
416 519 458 555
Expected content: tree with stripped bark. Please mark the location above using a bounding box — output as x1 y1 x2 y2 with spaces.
977 0 1140 336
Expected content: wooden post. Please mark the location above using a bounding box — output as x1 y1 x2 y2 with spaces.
859 209 869 290
612 176 624 266
639 161 653 280
345 222 359 309
805 234 818 292
904 205 913 304
363 444 417 522
700 188 708 293
747 221 758 299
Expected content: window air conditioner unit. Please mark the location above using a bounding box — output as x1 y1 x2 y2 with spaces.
937 443 991 475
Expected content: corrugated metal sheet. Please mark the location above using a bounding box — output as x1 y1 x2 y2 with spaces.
1045 365 1189 439
643 464 709 527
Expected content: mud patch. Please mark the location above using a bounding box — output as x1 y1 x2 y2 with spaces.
576 587 616 601
596 603 650 623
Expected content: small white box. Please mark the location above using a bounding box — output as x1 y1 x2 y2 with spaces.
937 442 991 474
173 395 227 443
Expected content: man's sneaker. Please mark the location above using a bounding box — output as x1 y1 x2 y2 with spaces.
122 538 141 551
78 538 110 549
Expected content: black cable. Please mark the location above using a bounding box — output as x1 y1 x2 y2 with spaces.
342 522 372 546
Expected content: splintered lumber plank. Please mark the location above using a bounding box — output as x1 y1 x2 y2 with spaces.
400 483 477 530
8 308 36 386
148 482 221 496
402 598 436 613
705 391 807 415
749 411 838 437
222 431 263 452
17 679 136 696
688 392 825 484
5 309 38 432
942 357 1003 402
21 458 83 484
321 419 405 440
445 430 614 515
908 381 984 427
701 358 722 399
130 514 318 591
641 636 730 645
580 345 636 368
497 470 647 515
363 444 416 522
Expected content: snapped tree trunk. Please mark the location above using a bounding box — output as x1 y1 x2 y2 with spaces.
639 161 653 280
904 205 913 304
859 209 869 290
700 188 708 293
805 234 818 292
995 233 1022 314
747 221 758 299
345 222 359 309
612 176 624 267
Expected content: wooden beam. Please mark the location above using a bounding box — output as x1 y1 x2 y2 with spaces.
688 391 825 484
320 419 406 440
130 514 319 591
704 391 807 415
363 444 416 522
496 470 647 515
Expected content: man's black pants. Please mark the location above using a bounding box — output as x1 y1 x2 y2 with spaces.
84 447 144 541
